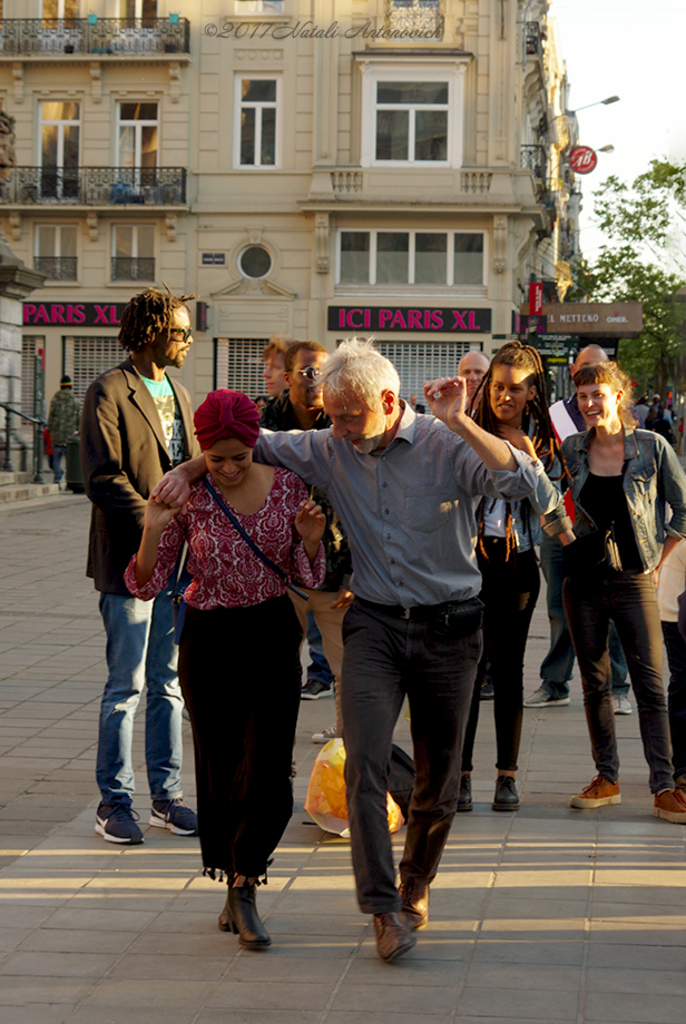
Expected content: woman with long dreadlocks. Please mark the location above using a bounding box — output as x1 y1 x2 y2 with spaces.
458 342 573 812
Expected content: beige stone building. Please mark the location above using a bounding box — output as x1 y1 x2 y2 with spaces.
0 0 573 418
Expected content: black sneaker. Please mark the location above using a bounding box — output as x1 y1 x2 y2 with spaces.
300 680 332 700
149 798 198 836
95 802 144 844
480 680 495 700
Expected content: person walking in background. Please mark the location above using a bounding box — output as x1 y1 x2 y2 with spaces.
561 361 686 823
458 342 572 813
47 375 80 488
80 286 200 845
525 345 631 713
125 390 325 950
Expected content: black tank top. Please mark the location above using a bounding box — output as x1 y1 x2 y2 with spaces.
579 473 643 571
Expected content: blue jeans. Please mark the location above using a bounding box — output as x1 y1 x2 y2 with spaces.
96 588 184 806
52 445 66 483
306 612 334 688
539 531 629 699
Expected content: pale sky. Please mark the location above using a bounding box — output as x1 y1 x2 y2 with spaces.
549 0 686 261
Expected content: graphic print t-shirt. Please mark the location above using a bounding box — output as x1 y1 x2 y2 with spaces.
140 374 184 466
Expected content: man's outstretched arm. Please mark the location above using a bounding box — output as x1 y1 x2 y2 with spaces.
423 375 519 471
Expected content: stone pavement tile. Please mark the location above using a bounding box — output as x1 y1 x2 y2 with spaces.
265 914 368 937
584 992 684 1024
332 981 457 1015
483 893 589 920
470 939 585 967
78 979 224 1010
592 899 686 921
0 1006 73 1024
196 1012 320 1024
262 891 360 917
586 966 686 996
594 868 686 886
325 1013 451 1024
0 976 93 1005
345 955 466 986
207 979 333 1011
456 985 578 1019
589 921 686 945
493 869 592 888
593 885 686 907
0 950 119 978
0 904 58 929
65 1009 197 1024
40 905 161 931
107 952 230 982
357 934 474 963
16 928 138 954
466 965 582 993
588 943 686 971
0 928 32 953
147 909 240 934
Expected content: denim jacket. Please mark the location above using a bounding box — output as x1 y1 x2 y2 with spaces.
487 457 570 553
560 428 686 572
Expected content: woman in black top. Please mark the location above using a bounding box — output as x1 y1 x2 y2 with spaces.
561 362 686 823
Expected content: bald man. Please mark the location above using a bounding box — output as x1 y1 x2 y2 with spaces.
458 350 490 405
524 344 630 712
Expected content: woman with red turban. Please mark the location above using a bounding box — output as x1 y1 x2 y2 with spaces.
125 389 325 948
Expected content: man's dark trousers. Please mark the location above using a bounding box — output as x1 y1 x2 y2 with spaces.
340 600 482 914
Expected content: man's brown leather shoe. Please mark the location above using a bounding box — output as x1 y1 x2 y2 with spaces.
373 912 416 962
399 880 429 930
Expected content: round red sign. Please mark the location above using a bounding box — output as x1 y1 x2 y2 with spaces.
569 146 598 175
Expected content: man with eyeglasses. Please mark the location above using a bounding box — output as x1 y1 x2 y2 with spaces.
261 341 353 724
80 287 201 846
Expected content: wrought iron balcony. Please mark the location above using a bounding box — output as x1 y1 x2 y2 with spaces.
385 0 443 40
0 167 187 206
520 145 548 181
0 18 190 57
111 257 156 282
526 21 543 57
33 256 77 280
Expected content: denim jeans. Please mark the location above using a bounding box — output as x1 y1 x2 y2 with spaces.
340 599 482 915
96 587 184 806
306 612 334 688
539 531 629 699
52 445 66 484
661 621 686 779
563 571 673 793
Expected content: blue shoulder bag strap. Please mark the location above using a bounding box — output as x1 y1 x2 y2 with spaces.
203 477 309 601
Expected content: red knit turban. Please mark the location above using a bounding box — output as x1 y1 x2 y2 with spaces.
194 390 261 450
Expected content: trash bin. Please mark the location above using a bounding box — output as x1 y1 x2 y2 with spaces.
66 431 85 493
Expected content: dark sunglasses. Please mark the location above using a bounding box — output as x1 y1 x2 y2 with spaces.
297 366 322 381
170 327 192 342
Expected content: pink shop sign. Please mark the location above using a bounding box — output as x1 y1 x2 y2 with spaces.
328 306 492 333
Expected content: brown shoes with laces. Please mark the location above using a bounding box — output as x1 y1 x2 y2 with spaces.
399 880 430 930
569 775 621 809
653 788 686 823
373 912 416 962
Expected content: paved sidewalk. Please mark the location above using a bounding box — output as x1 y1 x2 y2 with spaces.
1 496 685 1024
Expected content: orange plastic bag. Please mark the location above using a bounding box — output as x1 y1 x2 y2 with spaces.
304 738 405 836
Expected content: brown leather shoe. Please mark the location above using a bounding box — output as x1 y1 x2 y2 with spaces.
373 912 416 962
569 775 621 809
399 880 429 930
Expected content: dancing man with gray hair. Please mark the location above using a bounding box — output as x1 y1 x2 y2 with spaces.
155 339 545 962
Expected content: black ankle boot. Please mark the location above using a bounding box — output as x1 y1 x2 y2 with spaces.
219 882 271 948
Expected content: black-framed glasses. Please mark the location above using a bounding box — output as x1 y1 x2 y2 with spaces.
170 327 192 342
297 366 322 381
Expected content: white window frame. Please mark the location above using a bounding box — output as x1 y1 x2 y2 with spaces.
233 73 281 170
115 101 159 169
39 101 80 170
111 223 156 281
335 229 486 288
34 223 78 259
233 1 284 14
356 56 469 169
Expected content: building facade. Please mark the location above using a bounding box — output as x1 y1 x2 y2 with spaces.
0 0 574 416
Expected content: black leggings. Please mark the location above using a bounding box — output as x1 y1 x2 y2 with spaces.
178 595 303 879
461 541 540 774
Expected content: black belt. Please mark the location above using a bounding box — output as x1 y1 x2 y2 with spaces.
355 595 483 625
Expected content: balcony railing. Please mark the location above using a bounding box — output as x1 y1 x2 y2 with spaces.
520 145 548 181
0 18 190 57
111 257 155 282
526 21 543 57
385 0 443 40
0 167 187 206
33 256 77 280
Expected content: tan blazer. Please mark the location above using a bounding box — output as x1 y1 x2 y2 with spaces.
80 358 201 595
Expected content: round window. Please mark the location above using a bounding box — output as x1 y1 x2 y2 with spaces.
238 245 272 279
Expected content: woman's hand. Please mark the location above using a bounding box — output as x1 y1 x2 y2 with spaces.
498 423 538 460
295 499 326 562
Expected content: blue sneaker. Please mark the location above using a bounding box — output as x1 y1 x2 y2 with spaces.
95 802 144 845
149 798 198 836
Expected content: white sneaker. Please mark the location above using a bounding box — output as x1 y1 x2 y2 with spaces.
613 695 632 715
312 725 336 745
523 686 570 708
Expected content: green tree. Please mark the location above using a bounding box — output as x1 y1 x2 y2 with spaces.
572 159 686 394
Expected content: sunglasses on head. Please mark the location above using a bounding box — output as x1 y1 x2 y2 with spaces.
170 327 192 342
297 366 322 381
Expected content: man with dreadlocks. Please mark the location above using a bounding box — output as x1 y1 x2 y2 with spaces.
81 285 201 845
457 342 573 813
